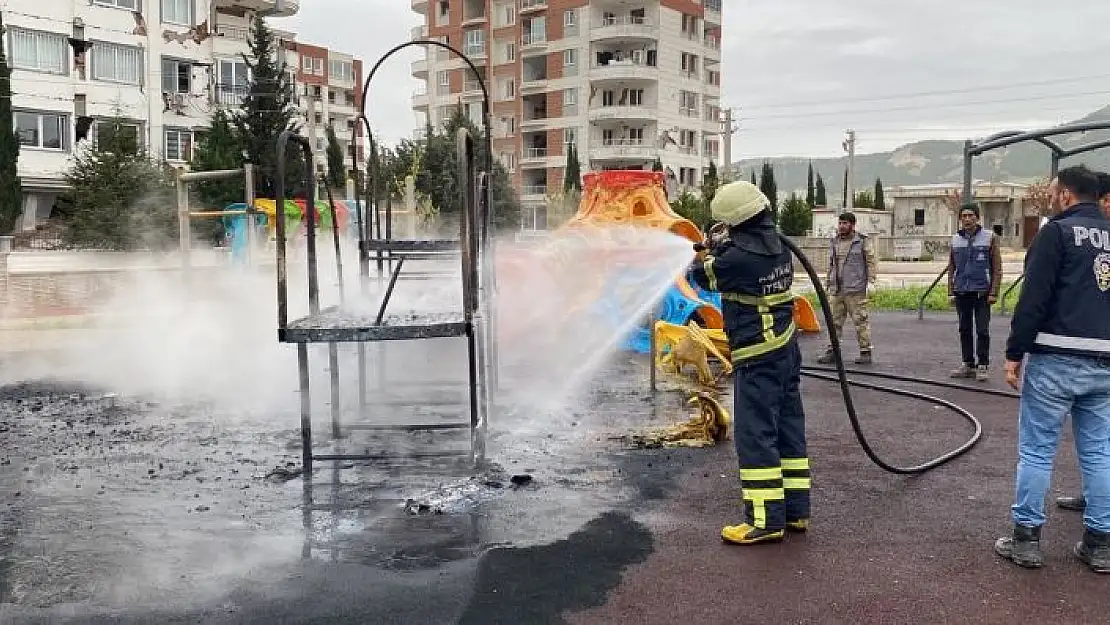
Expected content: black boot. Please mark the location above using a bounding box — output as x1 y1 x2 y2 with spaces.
1073 527 1110 574
1056 496 1086 512
994 524 1043 569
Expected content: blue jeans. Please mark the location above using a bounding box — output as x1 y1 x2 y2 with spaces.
1012 352 1110 533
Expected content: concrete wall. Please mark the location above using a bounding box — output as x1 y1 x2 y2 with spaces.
789 235 953 272
811 209 893 238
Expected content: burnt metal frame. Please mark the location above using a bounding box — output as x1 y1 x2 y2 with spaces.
917 120 1110 319
275 41 496 477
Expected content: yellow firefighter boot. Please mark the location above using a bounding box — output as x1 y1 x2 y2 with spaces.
786 519 809 533
721 523 785 545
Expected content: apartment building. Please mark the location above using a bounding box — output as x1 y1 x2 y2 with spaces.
410 0 724 227
3 0 365 232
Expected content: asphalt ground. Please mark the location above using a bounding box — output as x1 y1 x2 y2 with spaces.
0 311 1105 624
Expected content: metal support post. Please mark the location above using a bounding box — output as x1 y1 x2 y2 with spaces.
244 163 255 268
177 175 191 271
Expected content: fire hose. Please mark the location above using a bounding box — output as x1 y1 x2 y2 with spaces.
781 235 1018 475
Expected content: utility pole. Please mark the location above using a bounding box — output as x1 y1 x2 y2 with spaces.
843 129 856 210
721 108 738 181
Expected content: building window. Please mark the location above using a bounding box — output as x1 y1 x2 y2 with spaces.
162 58 192 93
302 56 313 72
329 59 353 82
563 127 577 146
94 0 139 9
217 59 250 105
164 128 193 161
562 49 577 76
464 29 485 56
6 28 68 75
92 120 142 150
91 41 144 85
563 9 578 36
162 0 194 26
563 88 578 115
503 42 516 63
14 110 68 150
914 208 926 227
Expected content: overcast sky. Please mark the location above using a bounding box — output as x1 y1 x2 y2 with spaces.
275 0 1110 161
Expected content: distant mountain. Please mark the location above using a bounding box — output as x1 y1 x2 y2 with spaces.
733 105 1110 200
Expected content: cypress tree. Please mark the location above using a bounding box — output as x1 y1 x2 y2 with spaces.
805 162 815 208
0 11 22 234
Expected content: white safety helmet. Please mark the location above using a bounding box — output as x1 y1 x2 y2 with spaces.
710 181 770 227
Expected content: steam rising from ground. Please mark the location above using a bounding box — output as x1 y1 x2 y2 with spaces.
15 225 695 420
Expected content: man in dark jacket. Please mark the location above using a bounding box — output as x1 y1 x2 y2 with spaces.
689 181 809 545
816 211 878 365
947 202 1003 382
994 165 1110 574
1055 170 1110 514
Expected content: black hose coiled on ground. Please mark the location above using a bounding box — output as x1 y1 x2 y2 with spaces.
780 235 1017 474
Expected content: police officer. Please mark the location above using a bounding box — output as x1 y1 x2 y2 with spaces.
995 165 1110 573
1054 170 1110 515
689 181 809 545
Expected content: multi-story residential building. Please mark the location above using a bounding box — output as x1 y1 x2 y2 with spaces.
278 41 365 188
410 0 724 227
3 0 365 232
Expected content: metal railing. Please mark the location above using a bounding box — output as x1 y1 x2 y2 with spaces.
917 267 949 320
1000 273 1025 315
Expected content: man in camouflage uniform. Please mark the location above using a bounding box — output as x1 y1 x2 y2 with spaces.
817 212 878 365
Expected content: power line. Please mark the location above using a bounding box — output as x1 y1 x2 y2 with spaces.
736 72 1110 111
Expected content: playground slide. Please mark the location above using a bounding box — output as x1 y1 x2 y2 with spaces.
556 170 819 355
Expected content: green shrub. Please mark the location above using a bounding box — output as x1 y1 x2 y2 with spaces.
802 282 1024 313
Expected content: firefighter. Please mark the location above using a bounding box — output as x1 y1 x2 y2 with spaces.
689 181 809 545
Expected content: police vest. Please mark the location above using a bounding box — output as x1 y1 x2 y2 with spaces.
951 227 993 292
1028 204 1110 358
702 244 796 364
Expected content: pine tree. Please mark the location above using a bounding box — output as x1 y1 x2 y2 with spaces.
189 108 245 243
0 12 22 235
815 173 827 206
702 160 719 203
749 169 757 185
64 116 175 249
778 193 812 237
563 142 581 193
236 14 303 200
805 162 815 208
325 125 346 190
874 177 886 210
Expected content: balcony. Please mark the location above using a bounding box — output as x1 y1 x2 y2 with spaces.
521 31 548 53
214 23 249 41
704 0 722 25
411 59 428 78
520 0 546 13
215 0 299 17
590 61 658 82
412 88 429 109
588 105 657 122
213 83 249 107
412 0 428 14
463 43 488 61
591 140 656 161
521 147 550 167
411 25 428 41
521 185 548 200
591 17 658 42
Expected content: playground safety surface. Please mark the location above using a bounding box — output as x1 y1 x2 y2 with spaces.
0 311 1106 624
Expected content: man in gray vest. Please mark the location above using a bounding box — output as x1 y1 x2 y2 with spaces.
947 202 1003 382
817 212 877 365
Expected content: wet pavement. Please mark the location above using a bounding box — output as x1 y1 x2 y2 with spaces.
0 311 1106 624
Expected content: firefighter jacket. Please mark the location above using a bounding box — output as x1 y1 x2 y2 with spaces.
1006 202 1110 362
689 212 796 365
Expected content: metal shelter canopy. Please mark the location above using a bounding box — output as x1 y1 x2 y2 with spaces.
962 119 1110 201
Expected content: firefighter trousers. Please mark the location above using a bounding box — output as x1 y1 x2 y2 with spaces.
733 338 810 530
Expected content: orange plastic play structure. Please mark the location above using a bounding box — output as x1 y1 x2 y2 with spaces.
559 170 820 334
